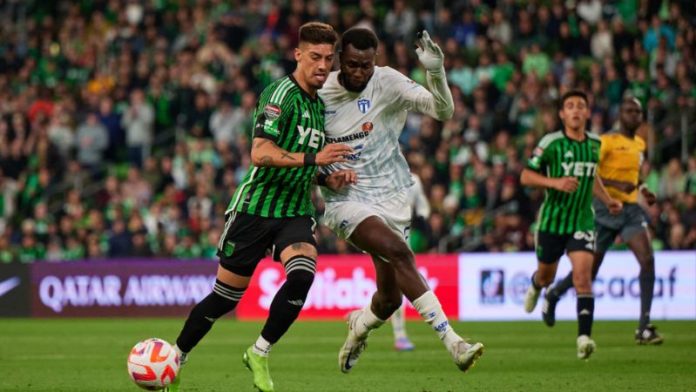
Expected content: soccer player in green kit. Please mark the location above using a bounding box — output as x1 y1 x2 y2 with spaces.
521 90 622 360
167 22 355 392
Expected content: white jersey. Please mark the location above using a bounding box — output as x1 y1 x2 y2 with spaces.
319 66 444 203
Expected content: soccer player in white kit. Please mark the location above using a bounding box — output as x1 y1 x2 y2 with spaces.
318 27 484 373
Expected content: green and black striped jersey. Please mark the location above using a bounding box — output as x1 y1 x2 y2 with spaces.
527 130 601 235
226 75 326 218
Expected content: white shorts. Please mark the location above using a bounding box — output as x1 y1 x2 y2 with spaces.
322 188 411 241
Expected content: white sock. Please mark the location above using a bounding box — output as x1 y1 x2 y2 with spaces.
353 306 385 339
252 336 272 357
391 305 408 340
412 291 462 350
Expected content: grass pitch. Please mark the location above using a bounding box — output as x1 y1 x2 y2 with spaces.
0 319 694 391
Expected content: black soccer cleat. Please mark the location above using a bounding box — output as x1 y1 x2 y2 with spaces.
635 324 664 345
541 290 558 327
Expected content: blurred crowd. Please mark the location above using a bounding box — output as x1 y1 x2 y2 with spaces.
0 0 695 263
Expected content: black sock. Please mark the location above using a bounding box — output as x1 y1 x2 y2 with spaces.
550 272 575 299
639 270 655 329
260 256 315 344
176 280 244 353
577 294 595 336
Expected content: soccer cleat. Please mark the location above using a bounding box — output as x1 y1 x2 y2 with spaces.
635 324 664 345
243 346 274 392
576 335 596 360
163 351 187 392
541 290 558 327
451 340 484 372
524 284 541 313
394 337 415 351
339 310 368 373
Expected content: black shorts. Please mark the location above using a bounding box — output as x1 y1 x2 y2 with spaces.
535 230 595 264
217 212 317 277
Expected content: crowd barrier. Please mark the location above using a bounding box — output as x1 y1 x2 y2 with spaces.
0 252 693 320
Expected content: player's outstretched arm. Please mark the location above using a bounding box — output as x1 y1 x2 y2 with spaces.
412 31 454 121
521 168 578 192
251 137 352 168
593 176 623 214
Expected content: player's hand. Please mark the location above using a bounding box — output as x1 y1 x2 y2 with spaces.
553 177 579 193
415 30 444 72
641 187 657 205
607 198 623 215
325 169 357 191
316 143 353 166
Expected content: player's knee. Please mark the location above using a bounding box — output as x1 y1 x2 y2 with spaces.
280 242 317 260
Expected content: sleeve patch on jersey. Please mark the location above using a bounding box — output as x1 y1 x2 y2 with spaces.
263 120 280 136
264 104 282 120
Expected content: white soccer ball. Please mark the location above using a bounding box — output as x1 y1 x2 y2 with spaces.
127 338 180 390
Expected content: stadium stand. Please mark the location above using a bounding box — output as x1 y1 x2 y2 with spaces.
0 0 694 262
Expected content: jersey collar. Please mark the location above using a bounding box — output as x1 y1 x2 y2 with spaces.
288 74 319 102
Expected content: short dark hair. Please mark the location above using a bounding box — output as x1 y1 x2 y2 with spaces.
340 27 379 51
559 90 588 109
299 22 338 46
621 96 643 109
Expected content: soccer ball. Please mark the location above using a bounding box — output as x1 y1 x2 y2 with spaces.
127 338 179 390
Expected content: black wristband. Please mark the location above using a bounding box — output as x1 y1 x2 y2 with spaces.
304 153 317 166
317 173 328 186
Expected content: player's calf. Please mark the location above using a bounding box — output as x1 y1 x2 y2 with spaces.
176 280 245 353
260 255 316 344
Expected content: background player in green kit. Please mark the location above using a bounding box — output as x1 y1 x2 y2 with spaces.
167 22 354 392
520 90 622 360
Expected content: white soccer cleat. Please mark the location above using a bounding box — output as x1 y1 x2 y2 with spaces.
451 340 484 372
338 310 368 373
576 335 596 360
524 285 541 313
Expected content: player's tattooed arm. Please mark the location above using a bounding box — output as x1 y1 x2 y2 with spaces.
251 137 305 167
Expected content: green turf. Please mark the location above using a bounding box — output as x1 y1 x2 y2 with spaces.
0 319 694 391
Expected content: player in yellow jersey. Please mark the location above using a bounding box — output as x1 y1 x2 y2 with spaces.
541 98 663 345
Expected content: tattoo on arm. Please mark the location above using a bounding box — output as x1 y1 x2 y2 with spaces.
281 151 296 161
259 156 273 166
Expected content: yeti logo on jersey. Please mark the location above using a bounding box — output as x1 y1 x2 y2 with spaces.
564 150 574 159
561 162 597 177
297 125 324 149
357 98 371 114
